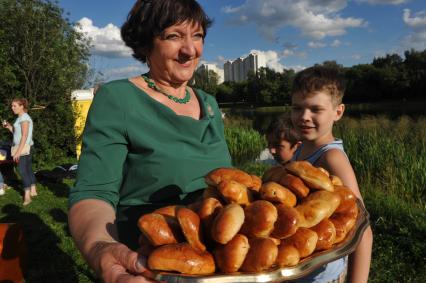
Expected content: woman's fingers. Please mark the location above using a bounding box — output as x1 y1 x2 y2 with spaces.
92 241 157 283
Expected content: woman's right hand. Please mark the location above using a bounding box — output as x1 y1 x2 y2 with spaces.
2 120 12 132
88 241 157 283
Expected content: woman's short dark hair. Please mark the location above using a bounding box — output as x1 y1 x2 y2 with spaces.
121 0 213 63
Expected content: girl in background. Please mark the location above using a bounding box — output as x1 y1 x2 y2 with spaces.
3 98 37 205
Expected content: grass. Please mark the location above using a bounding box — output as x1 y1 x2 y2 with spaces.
0 177 96 282
1 115 425 282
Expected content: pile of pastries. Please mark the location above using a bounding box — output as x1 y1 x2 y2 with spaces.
138 161 359 275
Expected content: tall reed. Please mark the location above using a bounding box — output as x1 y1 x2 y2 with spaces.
335 115 426 208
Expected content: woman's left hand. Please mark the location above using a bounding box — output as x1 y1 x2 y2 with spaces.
13 151 21 163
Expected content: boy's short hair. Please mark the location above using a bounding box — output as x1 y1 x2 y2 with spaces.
266 114 300 147
292 66 345 105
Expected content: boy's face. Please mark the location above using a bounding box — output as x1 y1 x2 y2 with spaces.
267 136 299 164
291 91 344 143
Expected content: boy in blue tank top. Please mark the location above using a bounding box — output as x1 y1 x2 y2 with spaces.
290 66 373 283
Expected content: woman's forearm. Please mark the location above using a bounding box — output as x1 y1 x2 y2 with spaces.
68 199 119 270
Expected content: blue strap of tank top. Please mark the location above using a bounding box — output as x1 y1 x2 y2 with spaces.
293 139 346 165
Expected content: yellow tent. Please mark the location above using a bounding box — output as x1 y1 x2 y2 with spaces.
71 89 94 159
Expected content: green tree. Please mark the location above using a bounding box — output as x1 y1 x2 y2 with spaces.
216 83 234 103
404 49 426 99
0 0 90 166
192 68 219 96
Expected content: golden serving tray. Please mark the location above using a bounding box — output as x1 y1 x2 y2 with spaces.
153 199 370 283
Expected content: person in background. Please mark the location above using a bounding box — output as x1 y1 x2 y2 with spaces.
0 173 5 196
256 114 301 165
290 66 373 283
2 98 37 205
67 0 231 282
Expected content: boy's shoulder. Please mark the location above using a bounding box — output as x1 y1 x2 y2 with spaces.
316 148 353 175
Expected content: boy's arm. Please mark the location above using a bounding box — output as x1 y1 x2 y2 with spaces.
317 149 373 283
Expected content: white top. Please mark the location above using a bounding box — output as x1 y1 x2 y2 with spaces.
13 113 34 146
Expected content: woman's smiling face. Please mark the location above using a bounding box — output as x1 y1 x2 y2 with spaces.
147 20 204 85
11 101 24 115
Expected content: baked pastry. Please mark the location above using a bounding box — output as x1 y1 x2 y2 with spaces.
279 173 310 198
285 161 334 192
137 213 182 246
214 234 250 273
333 185 357 213
197 197 223 228
217 180 252 205
282 228 318 258
211 203 245 244
240 200 278 238
330 175 343 186
148 243 215 275
310 219 336 251
202 186 224 202
296 191 341 228
271 204 300 239
250 175 262 192
260 182 297 206
154 205 184 217
176 207 206 252
205 168 253 187
240 237 278 272
262 165 287 183
330 200 359 244
276 244 300 267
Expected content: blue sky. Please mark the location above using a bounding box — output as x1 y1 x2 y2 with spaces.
59 0 426 82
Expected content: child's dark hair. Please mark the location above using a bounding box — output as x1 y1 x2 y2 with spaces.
266 114 300 147
292 66 345 105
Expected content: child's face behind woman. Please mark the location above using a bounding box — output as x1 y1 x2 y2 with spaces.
290 91 344 144
268 137 298 165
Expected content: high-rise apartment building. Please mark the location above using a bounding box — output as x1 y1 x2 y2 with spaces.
224 52 266 82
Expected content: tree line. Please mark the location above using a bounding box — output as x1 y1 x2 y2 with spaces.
193 51 426 106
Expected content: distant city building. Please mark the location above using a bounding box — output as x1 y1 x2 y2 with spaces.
195 63 224 84
224 52 266 82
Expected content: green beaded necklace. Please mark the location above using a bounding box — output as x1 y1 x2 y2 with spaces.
141 73 191 104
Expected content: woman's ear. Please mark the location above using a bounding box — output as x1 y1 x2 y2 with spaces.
335 103 345 121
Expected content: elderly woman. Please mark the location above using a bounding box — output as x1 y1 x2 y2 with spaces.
68 0 231 282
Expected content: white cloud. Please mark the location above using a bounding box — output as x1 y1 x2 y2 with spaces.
402 9 426 50
282 49 295 57
75 17 132 58
250 49 285 71
287 65 306 72
352 54 362 59
356 0 409 5
308 41 327 48
331 39 342 47
103 65 148 80
223 0 367 40
282 49 307 58
403 9 426 28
